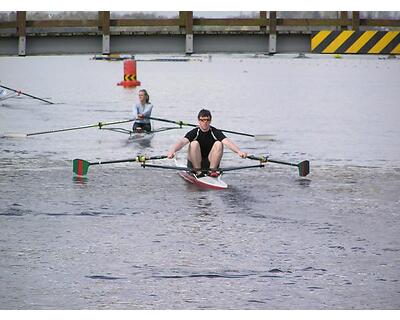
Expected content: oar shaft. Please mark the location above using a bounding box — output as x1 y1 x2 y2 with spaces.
219 164 265 172
27 124 101 136
73 155 167 176
247 155 310 177
148 116 194 127
148 116 256 138
141 163 189 171
0 84 54 104
90 155 167 166
267 159 297 167
26 119 134 136
218 129 254 138
89 158 137 166
248 155 296 167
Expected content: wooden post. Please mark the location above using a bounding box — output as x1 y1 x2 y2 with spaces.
179 11 186 33
260 11 267 33
184 11 193 54
352 11 360 31
340 11 348 30
17 11 26 56
99 11 110 54
269 11 277 54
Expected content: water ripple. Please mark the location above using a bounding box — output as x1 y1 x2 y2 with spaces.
85 275 126 280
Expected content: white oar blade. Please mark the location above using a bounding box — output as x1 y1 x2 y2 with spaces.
1 132 28 138
254 134 276 141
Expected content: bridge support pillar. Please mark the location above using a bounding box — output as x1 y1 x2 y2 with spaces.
102 34 110 54
269 34 277 54
268 11 277 54
185 34 193 54
18 36 26 56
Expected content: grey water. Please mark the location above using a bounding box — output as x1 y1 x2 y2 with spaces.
0 53 399 309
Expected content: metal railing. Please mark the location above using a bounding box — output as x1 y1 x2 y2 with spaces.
1 11 399 37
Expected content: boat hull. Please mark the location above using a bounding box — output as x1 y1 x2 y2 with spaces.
178 171 228 190
128 131 155 142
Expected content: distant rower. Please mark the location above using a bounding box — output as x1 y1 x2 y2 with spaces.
132 89 153 133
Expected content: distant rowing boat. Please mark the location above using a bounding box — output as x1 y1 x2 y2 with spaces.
92 54 135 61
92 54 196 62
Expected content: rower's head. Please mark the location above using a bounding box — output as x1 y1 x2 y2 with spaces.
198 109 212 131
138 89 150 104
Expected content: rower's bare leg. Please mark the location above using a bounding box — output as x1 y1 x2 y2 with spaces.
208 141 223 170
188 141 202 171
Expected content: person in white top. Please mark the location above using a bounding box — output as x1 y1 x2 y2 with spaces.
132 89 153 132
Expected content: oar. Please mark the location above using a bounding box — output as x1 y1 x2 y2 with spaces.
147 116 273 140
247 155 310 177
73 155 167 176
2 119 134 138
0 84 54 104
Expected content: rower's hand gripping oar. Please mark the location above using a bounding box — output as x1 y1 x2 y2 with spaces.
0 84 54 104
2 119 135 138
247 155 310 177
147 116 274 141
73 155 167 176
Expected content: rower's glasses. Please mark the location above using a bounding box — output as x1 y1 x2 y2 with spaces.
199 118 211 123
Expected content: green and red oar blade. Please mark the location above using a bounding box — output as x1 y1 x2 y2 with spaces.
73 159 91 176
298 160 310 177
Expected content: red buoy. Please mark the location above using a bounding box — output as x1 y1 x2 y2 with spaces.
117 59 141 87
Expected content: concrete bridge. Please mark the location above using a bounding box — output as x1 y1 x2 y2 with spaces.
0 11 399 56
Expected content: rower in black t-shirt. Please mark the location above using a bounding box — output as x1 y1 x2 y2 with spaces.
167 109 247 178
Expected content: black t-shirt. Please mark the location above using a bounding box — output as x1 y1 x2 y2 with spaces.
185 126 226 159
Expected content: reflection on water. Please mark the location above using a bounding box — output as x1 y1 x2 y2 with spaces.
72 175 88 185
296 178 312 187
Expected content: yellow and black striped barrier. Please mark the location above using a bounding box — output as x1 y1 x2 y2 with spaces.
311 30 400 54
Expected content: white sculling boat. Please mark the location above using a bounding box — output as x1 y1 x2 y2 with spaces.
174 158 228 190
177 170 228 190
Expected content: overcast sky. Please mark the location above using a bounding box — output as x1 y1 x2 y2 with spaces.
2 0 400 11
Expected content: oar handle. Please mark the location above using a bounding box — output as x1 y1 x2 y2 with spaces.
0 84 54 104
247 155 268 162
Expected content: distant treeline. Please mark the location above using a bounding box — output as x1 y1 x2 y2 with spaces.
1 11 400 21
